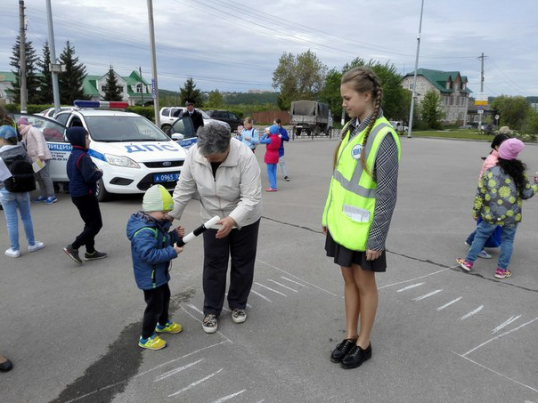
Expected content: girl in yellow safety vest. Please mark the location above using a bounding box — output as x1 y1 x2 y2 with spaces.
323 66 400 370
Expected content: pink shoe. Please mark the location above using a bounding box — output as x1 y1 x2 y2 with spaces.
494 268 512 279
265 188 277 192
456 258 473 272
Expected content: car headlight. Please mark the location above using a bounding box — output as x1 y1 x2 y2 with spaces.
104 153 140 168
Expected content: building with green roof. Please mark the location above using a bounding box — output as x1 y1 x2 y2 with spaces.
402 68 472 124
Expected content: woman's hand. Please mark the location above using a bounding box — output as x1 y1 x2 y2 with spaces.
176 226 185 237
365 249 382 261
322 226 327 236
216 216 236 239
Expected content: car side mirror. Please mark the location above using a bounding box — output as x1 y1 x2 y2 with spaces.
171 133 185 141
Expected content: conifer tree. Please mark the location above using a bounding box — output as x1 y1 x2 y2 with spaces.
179 77 203 107
37 42 53 104
9 35 41 104
58 41 88 104
102 66 123 101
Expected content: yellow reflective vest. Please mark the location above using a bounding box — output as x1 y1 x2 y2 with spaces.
322 117 401 251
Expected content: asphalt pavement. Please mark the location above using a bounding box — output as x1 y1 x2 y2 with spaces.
1 134 537 403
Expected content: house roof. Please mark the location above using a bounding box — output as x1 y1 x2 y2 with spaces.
404 68 472 94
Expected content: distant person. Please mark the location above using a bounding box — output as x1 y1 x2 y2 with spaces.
0 125 45 258
260 125 281 192
457 139 538 279
182 100 204 133
63 127 107 265
126 184 185 350
16 117 57 204
0 105 21 143
169 122 262 334
464 133 510 258
0 355 13 372
237 117 259 152
274 118 290 181
322 67 401 370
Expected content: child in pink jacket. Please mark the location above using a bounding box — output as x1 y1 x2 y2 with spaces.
260 125 281 192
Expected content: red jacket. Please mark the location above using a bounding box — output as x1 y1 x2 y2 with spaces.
263 134 281 164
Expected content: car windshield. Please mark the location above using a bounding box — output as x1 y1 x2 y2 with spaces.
199 110 210 119
85 116 170 142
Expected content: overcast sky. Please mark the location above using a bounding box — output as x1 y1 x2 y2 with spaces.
0 0 537 97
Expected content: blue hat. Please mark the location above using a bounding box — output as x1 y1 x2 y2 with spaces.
0 125 17 139
269 125 279 134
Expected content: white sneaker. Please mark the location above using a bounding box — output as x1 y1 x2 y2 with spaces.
231 309 247 324
202 314 218 334
477 250 492 259
5 248 21 258
28 241 45 252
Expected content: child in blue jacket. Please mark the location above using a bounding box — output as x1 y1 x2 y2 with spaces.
126 185 184 350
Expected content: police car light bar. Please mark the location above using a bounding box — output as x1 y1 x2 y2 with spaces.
74 100 129 109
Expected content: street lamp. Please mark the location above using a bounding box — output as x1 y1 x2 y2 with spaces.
407 0 425 139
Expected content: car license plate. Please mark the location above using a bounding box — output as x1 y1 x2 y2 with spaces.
153 173 180 183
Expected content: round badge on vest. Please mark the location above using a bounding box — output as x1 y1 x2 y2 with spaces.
351 144 362 160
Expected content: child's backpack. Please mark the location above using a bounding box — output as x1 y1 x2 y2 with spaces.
3 155 36 193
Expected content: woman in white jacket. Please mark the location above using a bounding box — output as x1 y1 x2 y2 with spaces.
170 122 262 334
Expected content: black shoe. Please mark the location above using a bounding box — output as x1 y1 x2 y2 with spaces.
341 344 372 369
63 244 83 264
84 250 108 261
0 356 13 372
330 338 357 363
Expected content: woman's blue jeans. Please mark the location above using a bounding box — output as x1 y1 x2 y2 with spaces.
466 220 518 270
0 189 36 251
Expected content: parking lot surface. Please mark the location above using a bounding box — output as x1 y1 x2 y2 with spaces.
1 135 537 403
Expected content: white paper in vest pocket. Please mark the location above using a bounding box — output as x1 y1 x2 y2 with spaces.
343 204 370 223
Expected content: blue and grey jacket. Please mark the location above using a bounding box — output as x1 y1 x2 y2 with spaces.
126 212 181 290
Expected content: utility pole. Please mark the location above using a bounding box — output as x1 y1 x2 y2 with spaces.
139 66 144 105
147 0 160 127
407 0 425 139
19 0 27 113
46 0 61 114
477 52 487 131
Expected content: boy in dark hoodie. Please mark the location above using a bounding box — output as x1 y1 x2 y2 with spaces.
63 127 107 264
126 184 184 350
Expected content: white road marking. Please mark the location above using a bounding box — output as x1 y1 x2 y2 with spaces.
254 282 287 296
397 282 425 292
251 289 272 302
154 359 203 382
413 289 443 301
462 317 538 357
455 353 538 393
378 268 450 290
168 368 224 397
210 389 246 403
256 258 338 296
492 315 522 334
437 297 462 311
281 276 308 288
460 305 484 320
268 279 298 292
185 303 204 315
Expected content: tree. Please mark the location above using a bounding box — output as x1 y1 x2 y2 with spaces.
272 50 327 110
206 89 224 108
37 42 53 104
179 77 203 107
58 41 88 104
319 68 343 122
102 66 123 101
9 35 41 104
491 95 530 130
421 89 444 129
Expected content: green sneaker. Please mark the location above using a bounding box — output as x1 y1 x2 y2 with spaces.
138 334 166 350
84 250 108 261
156 320 183 334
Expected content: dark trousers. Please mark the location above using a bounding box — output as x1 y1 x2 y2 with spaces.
71 195 103 253
202 218 260 316
142 283 171 339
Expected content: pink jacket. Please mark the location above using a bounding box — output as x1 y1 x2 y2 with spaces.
480 150 498 178
21 125 52 162
263 134 281 164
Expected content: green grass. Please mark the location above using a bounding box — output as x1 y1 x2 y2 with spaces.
403 129 493 141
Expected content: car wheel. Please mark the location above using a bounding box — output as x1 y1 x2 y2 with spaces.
161 124 171 134
96 178 111 202
296 128 302 136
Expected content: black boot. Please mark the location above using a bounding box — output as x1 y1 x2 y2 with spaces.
341 344 372 369
330 338 357 363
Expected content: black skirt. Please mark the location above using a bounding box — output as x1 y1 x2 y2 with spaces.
325 231 387 272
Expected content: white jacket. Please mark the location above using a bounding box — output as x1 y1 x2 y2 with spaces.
170 138 262 228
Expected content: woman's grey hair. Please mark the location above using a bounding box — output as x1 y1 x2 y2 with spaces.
196 122 231 155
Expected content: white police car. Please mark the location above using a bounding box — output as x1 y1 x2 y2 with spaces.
16 101 188 201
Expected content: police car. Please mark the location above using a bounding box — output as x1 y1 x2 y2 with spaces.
15 101 188 201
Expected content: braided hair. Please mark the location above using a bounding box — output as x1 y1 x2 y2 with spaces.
333 66 383 173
